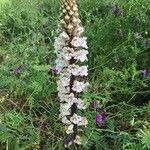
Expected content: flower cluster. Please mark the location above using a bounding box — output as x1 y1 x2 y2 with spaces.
54 0 88 147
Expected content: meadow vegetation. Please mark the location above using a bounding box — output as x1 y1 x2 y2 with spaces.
0 0 150 149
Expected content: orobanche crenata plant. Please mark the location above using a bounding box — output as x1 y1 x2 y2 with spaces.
54 0 89 147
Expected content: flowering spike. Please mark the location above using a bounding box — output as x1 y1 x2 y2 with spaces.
54 0 88 147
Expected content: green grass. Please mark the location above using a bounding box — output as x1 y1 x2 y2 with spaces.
0 0 150 149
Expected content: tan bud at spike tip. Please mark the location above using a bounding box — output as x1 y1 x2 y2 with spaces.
65 15 70 20
58 0 81 35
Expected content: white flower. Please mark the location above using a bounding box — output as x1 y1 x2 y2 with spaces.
72 81 85 93
70 113 82 124
70 114 88 126
60 53 72 61
57 76 70 87
75 98 86 110
60 103 72 111
68 93 77 104
62 116 71 124
58 93 68 102
60 68 72 78
57 47 74 61
64 53 72 60
54 37 65 51
78 117 88 126
66 124 74 134
71 37 88 49
59 110 71 118
68 64 79 76
57 85 70 94
59 93 77 105
56 57 69 72
68 65 88 76
54 32 69 51
79 66 88 76
73 49 88 62
74 135 81 145
59 103 71 118
59 31 70 41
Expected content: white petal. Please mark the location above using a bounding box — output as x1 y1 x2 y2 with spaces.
66 124 74 134
72 81 86 93
74 135 81 145
70 113 82 124
71 37 88 49
62 117 71 125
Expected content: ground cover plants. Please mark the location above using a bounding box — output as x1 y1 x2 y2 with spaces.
0 0 150 149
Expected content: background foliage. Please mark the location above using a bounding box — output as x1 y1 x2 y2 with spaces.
0 0 150 149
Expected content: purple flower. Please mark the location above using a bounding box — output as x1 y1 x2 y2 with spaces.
90 100 97 109
111 4 122 16
64 138 72 148
139 69 150 78
96 113 103 125
96 111 106 126
15 66 22 75
51 66 58 73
